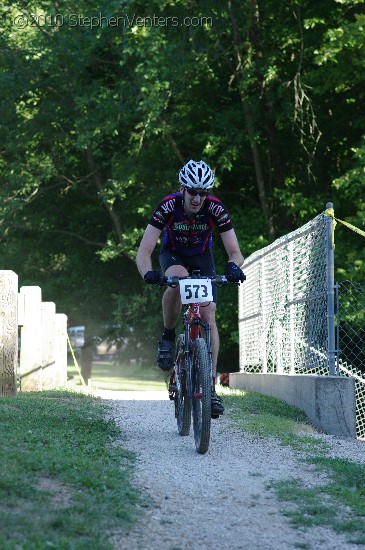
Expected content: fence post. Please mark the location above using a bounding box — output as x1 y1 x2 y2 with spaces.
19 286 43 391
238 274 245 371
55 313 68 386
288 241 295 374
261 257 267 373
41 302 56 389
326 202 336 376
0 271 18 396
275 320 283 373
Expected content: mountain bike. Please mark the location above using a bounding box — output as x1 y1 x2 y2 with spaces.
159 273 234 454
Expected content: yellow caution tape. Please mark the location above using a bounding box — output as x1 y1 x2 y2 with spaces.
325 208 337 247
67 334 86 386
325 208 365 246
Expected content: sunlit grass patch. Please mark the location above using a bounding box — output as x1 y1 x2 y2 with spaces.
220 387 313 440
68 360 166 391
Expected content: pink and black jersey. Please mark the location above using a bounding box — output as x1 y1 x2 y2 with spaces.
149 192 232 256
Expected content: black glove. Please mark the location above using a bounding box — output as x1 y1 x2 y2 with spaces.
224 262 246 283
144 270 163 285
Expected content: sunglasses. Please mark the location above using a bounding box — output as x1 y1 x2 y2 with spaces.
185 188 209 197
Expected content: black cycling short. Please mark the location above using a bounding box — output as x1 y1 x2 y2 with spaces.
159 246 217 303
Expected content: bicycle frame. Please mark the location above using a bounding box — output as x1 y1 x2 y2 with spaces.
182 302 213 399
156 273 242 452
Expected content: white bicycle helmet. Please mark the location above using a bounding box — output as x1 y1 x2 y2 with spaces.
178 160 215 189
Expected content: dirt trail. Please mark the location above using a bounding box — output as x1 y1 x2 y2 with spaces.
98 390 363 550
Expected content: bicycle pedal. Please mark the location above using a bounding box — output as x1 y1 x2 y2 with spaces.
168 392 175 401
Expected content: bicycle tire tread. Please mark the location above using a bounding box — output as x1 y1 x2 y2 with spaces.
175 334 192 436
192 338 211 454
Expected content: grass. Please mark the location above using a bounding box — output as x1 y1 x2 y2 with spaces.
68 359 167 392
222 387 309 428
221 387 365 544
221 387 330 454
0 389 141 549
4 366 363 546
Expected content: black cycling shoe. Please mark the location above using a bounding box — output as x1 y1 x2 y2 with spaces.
157 338 174 371
211 389 224 416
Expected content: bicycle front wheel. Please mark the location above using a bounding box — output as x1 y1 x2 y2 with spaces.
174 334 192 436
191 338 211 454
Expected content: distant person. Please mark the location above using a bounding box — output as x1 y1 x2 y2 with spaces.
80 338 93 384
136 160 245 415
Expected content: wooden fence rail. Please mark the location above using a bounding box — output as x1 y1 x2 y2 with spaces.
0 270 68 396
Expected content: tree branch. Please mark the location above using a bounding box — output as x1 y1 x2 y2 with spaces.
86 145 124 244
0 223 105 247
159 117 185 164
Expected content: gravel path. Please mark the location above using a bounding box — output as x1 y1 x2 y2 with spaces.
97 390 364 550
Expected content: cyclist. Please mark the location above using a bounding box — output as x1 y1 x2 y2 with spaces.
136 160 245 416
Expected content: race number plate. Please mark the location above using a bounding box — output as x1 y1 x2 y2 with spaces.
179 279 213 304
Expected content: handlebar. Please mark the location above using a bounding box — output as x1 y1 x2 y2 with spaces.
160 274 234 288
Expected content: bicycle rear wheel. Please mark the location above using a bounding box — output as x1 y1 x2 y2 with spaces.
191 338 211 454
174 334 192 436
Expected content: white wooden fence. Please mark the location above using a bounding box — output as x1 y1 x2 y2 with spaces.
0 270 68 396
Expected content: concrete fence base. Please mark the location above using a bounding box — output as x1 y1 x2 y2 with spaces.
229 373 357 438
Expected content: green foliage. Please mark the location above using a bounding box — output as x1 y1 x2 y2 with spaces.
0 0 364 361
112 285 163 364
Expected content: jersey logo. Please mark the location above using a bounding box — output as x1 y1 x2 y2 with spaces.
173 222 208 231
161 199 175 214
208 202 224 217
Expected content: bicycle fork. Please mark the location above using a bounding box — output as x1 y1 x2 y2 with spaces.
183 307 213 399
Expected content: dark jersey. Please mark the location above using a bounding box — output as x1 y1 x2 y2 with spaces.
149 192 233 256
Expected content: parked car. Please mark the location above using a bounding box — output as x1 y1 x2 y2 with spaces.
68 326 85 353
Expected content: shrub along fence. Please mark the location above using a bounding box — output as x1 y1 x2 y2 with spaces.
0 270 68 396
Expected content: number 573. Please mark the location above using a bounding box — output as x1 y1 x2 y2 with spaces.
184 284 208 300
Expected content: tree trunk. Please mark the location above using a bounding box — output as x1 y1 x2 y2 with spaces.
228 1 276 241
248 0 285 191
240 96 275 241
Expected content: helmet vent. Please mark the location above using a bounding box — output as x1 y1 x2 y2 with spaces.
178 160 214 190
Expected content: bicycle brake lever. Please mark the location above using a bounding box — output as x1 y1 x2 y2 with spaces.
166 276 180 288
213 275 226 287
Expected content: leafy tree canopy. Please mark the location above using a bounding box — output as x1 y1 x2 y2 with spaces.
0 0 364 368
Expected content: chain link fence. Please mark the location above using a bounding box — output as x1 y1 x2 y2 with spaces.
336 281 365 439
239 208 365 439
